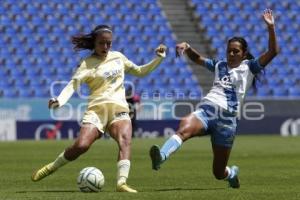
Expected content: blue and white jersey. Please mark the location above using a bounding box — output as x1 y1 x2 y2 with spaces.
203 58 263 115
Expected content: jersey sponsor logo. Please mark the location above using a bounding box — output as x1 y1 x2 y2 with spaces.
97 58 123 79
102 68 122 79
215 75 235 89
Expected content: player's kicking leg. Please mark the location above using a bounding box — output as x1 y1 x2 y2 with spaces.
150 114 204 170
150 134 183 170
31 163 55 182
31 152 68 181
149 145 163 170
32 124 100 182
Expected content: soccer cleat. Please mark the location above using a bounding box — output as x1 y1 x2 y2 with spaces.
228 165 240 188
150 145 162 170
31 163 56 182
116 183 138 193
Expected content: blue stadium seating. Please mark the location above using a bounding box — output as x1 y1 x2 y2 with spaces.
0 0 200 99
190 0 299 98
3 0 299 99
288 87 300 97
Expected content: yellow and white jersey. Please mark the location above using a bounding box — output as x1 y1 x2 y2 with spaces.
56 50 164 110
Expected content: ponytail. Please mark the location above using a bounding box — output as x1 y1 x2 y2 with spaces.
71 25 112 51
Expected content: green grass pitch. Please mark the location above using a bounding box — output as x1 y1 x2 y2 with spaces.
0 135 300 200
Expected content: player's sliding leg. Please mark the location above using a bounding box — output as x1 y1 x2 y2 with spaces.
150 134 182 170
109 119 137 193
212 145 240 188
149 145 162 170
150 114 204 170
31 124 100 182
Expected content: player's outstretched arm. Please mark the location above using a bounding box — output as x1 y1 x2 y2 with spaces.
127 44 167 77
48 80 79 109
49 61 89 109
258 9 279 67
176 42 207 66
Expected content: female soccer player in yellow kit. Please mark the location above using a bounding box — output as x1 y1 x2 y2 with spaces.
31 25 167 193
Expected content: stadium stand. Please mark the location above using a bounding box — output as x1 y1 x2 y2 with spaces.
1 0 299 98
0 0 201 98
190 0 300 97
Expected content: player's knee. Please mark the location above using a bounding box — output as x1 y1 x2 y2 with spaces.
176 132 188 141
177 117 194 140
180 116 190 125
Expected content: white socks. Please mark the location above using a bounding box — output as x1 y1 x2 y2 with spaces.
48 151 69 171
117 159 130 186
48 153 131 186
225 166 231 180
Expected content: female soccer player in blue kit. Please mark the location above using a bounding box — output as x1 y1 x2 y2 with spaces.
150 9 279 188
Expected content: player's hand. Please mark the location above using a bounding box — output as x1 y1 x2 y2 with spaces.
48 98 60 109
263 9 275 27
155 44 167 58
176 42 190 57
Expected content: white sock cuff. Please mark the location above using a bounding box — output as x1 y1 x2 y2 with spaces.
59 151 69 162
225 166 231 180
117 159 130 185
172 134 183 145
117 159 130 168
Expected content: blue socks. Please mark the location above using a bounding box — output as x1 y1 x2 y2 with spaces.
160 134 183 161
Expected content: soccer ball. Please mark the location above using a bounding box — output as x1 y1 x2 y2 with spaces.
77 167 105 192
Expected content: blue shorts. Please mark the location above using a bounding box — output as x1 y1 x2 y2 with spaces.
192 103 238 148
